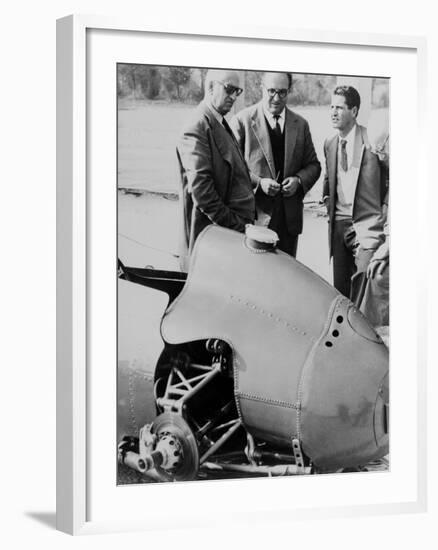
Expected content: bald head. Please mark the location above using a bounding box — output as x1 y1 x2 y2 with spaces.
204 69 242 115
262 72 291 116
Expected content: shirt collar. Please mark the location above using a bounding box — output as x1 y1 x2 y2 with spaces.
338 123 356 145
204 100 226 124
263 106 286 124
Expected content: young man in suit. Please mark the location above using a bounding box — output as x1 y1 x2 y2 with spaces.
322 85 384 301
230 72 321 257
176 69 255 270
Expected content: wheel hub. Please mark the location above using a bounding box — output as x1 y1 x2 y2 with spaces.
151 412 199 481
155 432 183 471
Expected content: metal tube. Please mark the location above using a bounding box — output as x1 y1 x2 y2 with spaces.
200 419 242 463
196 400 234 438
121 451 147 473
202 461 311 476
180 364 221 406
190 363 214 371
166 388 187 396
119 451 165 481
211 419 241 433
173 367 193 391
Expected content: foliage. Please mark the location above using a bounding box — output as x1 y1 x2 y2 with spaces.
243 71 263 106
117 64 388 108
168 67 191 100
372 78 390 108
118 64 161 99
289 74 337 106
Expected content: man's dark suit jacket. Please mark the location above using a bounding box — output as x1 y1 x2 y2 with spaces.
176 101 255 270
230 102 321 235
322 124 384 256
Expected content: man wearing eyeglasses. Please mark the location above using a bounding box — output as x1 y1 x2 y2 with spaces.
177 69 255 270
230 72 321 257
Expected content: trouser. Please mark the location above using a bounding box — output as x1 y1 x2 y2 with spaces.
278 234 298 257
269 200 298 258
332 218 373 304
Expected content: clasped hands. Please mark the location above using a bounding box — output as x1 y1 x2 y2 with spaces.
260 176 300 198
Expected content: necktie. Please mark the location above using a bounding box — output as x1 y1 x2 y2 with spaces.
340 139 348 171
222 117 234 137
222 117 250 176
273 115 281 138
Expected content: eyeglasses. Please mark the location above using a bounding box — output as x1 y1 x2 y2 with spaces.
215 81 243 97
265 88 289 99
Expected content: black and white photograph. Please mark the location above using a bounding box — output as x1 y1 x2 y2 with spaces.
2 0 435 542
116 64 390 484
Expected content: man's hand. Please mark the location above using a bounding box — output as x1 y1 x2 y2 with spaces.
366 240 389 279
367 259 388 279
281 176 301 197
260 178 281 196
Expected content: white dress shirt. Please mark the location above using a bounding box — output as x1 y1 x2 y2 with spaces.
205 100 227 125
263 107 286 133
335 124 359 218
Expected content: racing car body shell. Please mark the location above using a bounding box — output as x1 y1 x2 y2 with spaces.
161 225 389 469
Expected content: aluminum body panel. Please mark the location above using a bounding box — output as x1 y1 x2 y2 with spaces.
298 297 389 468
161 226 331 440
160 225 389 466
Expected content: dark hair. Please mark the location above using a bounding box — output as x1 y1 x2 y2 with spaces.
333 85 361 112
262 72 293 89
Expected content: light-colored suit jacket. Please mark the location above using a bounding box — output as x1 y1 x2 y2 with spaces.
322 124 384 255
230 102 321 235
176 101 255 269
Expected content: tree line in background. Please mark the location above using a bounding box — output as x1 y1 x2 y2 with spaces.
117 64 389 108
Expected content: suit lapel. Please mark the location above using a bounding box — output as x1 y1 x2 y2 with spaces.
283 108 298 175
203 105 233 166
327 135 338 200
251 103 276 178
351 125 365 205
203 103 251 180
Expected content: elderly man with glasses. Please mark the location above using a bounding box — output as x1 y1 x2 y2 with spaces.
230 72 321 257
176 69 255 270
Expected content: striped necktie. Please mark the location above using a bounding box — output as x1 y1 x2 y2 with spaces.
340 138 348 171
